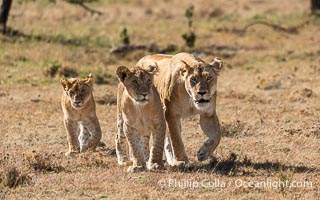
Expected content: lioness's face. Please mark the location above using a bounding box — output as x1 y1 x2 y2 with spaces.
60 74 93 109
181 58 223 110
117 66 156 105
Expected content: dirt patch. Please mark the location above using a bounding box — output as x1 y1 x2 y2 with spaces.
221 120 248 137
27 153 65 173
289 88 313 102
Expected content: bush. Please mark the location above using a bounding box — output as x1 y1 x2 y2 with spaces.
182 5 196 48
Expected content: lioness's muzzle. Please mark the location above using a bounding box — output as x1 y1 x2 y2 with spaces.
195 99 210 104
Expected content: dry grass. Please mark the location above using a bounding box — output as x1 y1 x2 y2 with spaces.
0 0 320 199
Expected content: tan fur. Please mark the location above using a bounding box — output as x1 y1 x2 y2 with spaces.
116 66 166 172
60 74 102 157
136 53 223 166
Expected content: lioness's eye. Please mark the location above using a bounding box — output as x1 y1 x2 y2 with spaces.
69 91 74 96
207 76 213 81
190 78 197 83
132 80 138 84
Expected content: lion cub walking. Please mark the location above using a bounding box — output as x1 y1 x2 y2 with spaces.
116 65 166 172
60 74 102 157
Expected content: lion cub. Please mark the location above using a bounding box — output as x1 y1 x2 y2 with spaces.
116 65 166 172
60 74 102 157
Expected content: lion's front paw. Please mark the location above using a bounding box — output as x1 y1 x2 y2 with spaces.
65 151 77 157
197 148 211 162
147 162 164 171
79 146 88 153
117 154 130 166
118 160 132 166
127 165 145 173
172 161 187 167
170 160 193 171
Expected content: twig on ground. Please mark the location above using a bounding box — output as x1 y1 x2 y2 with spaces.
240 20 311 34
64 0 103 15
77 2 103 15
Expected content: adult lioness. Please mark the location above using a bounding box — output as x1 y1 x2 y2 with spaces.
116 65 166 172
60 74 102 157
136 53 223 166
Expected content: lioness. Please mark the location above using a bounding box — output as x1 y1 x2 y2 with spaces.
60 74 102 157
116 65 166 172
136 53 223 166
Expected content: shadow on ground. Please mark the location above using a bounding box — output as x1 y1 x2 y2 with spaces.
169 153 318 175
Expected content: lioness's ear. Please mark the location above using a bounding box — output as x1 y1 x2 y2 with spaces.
210 57 223 74
85 73 93 85
145 63 158 75
60 78 70 90
179 60 191 77
116 66 130 82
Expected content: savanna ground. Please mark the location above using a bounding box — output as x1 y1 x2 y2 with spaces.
0 0 320 199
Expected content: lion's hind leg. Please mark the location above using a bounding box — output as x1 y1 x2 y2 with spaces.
164 135 174 166
78 124 91 153
116 130 129 165
87 118 102 151
78 119 102 153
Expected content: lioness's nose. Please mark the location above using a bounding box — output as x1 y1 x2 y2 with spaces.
140 85 149 94
197 91 207 96
74 100 81 105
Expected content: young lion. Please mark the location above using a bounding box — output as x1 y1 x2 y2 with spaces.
116 65 166 172
60 74 102 157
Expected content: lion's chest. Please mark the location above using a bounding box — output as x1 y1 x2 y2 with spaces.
168 93 215 118
122 108 154 135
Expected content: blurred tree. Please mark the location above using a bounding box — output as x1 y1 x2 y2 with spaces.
119 28 130 46
0 0 12 34
311 0 320 13
182 5 196 48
